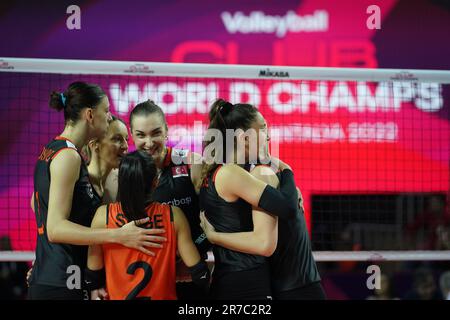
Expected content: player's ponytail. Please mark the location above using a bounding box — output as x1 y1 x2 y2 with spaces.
49 81 106 125
198 98 259 189
118 150 157 222
49 91 66 111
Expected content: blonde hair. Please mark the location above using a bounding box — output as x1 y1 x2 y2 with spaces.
82 115 126 164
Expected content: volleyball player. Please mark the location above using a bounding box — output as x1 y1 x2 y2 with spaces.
199 102 325 299
268 186 325 299
83 115 129 203
129 100 209 299
198 99 301 299
28 82 166 300
86 151 209 300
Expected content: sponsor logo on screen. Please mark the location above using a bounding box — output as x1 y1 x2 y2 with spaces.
221 10 329 38
0 60 14 70
124 63 154 74
390 71 419 82
259 68 290 78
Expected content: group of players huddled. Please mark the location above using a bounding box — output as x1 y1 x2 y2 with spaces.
27 81 325 300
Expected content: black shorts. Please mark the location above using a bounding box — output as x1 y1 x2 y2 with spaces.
176 281 209 300
28 284 87 300
275 282 326 300
211 264 272 300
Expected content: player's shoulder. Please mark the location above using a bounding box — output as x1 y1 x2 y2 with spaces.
48 137 76 148
250 164 280 187
49 137 80 161
213 164 248 184
250 164 278 176
50 147 81 172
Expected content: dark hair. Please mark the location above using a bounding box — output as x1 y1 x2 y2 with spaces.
199 98 258 187
129 99 167 131
118 150 157 222
49 81 106 124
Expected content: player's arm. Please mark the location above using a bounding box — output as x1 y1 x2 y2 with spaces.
173 206 201 267
201 166 279 257
87 205 107 270
86 206 107 299
186 151 211 254
46 149 165 254
215 163 298 220
173 206 210 291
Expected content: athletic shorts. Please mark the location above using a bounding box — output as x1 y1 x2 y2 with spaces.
28 284 88 300
275 281 326 300
211 264 272 300
176 281 209 300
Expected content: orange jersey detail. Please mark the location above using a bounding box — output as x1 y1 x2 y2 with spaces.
103 202 177 300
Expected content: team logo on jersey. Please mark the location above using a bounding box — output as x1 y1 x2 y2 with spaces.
173 148 188 158
172 148 189 165
172 165 189 178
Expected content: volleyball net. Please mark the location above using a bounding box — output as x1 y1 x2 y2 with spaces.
0 57 449 262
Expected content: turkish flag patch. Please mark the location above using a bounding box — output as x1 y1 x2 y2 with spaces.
172 165 189 178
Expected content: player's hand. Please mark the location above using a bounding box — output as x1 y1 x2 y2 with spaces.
277 158 292 172
116 218 166 256
270 156 292 172
91 287 109 300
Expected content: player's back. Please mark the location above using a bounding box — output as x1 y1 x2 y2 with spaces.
103 202 177 300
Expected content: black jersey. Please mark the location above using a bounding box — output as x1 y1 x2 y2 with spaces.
30 137 101 288
268 169 321 294
151 147 209 255
199 165 268 277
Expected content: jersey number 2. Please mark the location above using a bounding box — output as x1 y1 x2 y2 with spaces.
126 261 153 300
